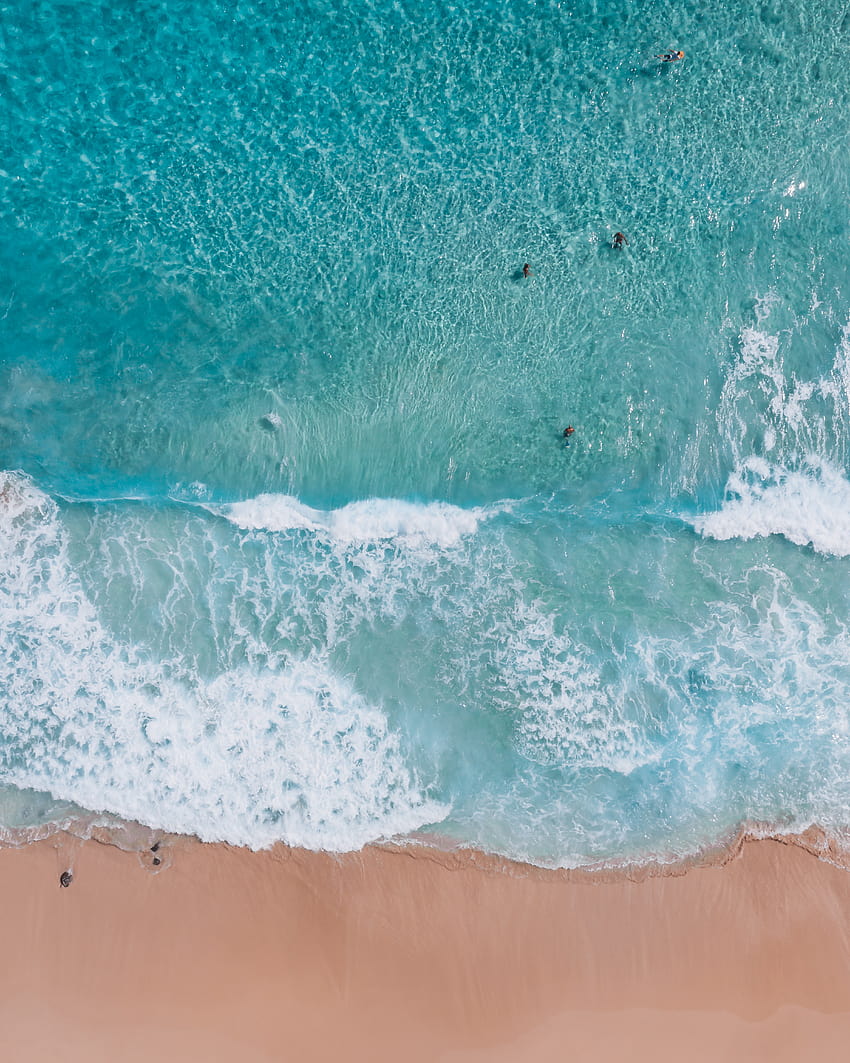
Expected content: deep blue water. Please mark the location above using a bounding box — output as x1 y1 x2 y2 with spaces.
2 0 850 865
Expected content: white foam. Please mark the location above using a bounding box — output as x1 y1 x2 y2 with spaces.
694 457 850 557
492 601 650 775
0 472 447 850
213 493 499 547
0 470 56 528
753 291 780 326
692 310 850 557
42 658 448 852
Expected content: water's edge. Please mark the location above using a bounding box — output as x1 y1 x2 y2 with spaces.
6 811 849 884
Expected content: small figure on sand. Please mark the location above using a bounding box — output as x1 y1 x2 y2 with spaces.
59 870 73 888
656 49 684 62
563 425 575 446
612 232 628 249
522 263 533 277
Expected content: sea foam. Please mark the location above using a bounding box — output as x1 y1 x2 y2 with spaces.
212 494 500 547
0 473 447 850
694 457 850 557
692 315 850 557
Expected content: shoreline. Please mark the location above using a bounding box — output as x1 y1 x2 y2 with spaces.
7 808 850 882
3 831 850 1060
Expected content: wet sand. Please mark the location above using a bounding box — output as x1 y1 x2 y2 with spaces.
2 834 850 1061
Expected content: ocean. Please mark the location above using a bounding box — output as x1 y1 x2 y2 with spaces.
3 0 850 868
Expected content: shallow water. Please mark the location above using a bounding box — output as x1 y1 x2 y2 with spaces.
2 0 850 865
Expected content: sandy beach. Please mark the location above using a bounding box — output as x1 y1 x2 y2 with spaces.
0 833 849 1061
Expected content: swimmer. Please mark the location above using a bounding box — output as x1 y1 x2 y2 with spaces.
523 263 533 277
563 425 575 446
612 232 628 248
656 50 684 62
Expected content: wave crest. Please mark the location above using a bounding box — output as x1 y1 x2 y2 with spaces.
211 494 502 547
693 457 850 557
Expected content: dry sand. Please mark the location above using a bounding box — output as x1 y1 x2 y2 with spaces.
1 833 850 1061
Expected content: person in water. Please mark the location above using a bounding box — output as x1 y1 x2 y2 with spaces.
612 232 628 248
523 263 533 277
656 49 684 61
563 425 575 446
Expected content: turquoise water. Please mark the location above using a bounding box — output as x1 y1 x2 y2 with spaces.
3 0 850 865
